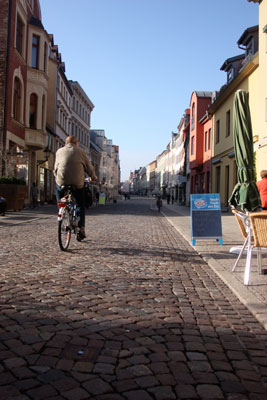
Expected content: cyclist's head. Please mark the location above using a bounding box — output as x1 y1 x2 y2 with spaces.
66 136 78 146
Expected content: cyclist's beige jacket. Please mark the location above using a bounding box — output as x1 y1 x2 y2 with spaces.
54 143 96 189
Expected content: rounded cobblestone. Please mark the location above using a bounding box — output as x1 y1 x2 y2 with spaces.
1 199 267 399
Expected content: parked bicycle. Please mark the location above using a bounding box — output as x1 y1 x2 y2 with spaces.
57 185 83 251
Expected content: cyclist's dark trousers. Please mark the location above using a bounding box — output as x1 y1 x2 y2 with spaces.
56 184 85 228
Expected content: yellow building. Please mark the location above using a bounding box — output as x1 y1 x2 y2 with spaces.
249 0 267 177
208 26 259 208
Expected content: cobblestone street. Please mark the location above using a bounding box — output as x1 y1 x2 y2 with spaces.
1 198 267 399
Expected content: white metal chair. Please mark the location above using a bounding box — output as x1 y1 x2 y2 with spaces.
231 209 251 274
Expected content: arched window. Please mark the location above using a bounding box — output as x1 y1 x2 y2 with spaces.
29 93 38 128
13 77 21 121
191 103 195 130
42 95 45 130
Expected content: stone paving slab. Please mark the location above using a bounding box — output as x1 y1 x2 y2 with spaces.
160 200 267 330
1 199 267 399
0 205 56 227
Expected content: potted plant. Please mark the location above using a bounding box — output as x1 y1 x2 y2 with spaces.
0 177 27 211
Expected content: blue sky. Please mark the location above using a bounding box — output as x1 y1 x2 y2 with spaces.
40 0 259 181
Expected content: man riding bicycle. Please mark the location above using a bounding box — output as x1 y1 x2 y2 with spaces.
54 136 97 240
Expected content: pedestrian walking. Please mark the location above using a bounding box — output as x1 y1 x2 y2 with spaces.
31 182 38 208
171 194 174 204
95 191 99 206
156 194 162 212
167 193 171 204
257 169 267 211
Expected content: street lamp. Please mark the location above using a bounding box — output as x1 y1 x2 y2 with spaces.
37 146 51 166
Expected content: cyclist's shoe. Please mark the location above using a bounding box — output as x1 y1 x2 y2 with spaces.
77 227 86 241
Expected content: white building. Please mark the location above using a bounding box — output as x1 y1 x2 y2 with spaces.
69 80 94 155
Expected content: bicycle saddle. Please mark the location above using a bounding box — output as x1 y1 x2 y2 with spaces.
60 185 77 191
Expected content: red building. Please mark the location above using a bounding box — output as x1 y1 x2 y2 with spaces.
0 0 49 204
189 91 212 194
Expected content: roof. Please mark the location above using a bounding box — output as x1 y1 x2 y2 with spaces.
194 91 213 98
220 54 245 71
237 25 258 46
28 16 44 29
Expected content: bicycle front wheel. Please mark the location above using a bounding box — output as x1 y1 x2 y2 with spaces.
58 208 71 251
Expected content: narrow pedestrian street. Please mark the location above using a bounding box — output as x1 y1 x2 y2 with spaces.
1 198 267 400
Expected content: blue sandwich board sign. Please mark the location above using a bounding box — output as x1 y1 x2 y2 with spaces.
190 193 223 246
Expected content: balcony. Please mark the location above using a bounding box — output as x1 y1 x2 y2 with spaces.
25 128 47 150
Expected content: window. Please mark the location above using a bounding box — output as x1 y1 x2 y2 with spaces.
206 171 210 193
42 95 45 130
200 173 205 193
44 42 47 72
208 128 211 150
227 67 234 83
204 131 208 152
191 136 195 155
16 16 23 55
191 103 195 130
13 77 21 121
29 93 37 128
216 166 221 193
216 120 220 144
225 165 230 206
246 38 254 56
32 35 39 68
195 175 198 193
226 110 230 137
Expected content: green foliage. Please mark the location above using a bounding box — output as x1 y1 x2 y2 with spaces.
0 177 26 185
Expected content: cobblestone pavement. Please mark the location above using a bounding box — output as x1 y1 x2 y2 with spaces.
1 199 267 400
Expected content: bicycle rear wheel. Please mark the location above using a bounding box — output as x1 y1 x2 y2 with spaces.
58 208 71 251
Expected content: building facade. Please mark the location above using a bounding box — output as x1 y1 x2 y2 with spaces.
249 0 267 177
69 80 94 154
208 25 259 208
0 0 50 205
189 91 212 195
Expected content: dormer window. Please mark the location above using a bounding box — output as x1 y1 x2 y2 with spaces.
227 67 234 83
246 38 254 56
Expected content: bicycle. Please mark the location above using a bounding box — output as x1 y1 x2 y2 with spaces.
57 185 83 251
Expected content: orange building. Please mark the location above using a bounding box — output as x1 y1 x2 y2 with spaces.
189 91 212 194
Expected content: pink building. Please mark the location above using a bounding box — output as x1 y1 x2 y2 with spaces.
189 91 212 194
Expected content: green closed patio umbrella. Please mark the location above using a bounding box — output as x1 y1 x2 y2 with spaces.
229 89 261 212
